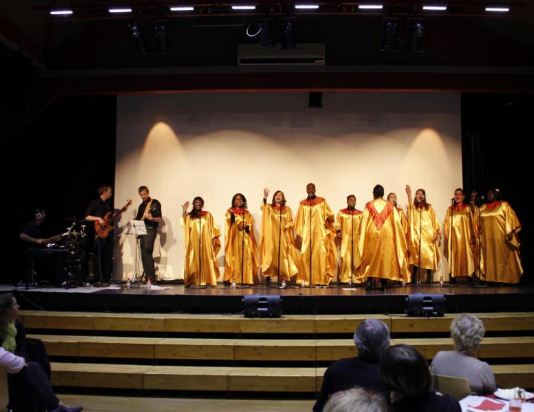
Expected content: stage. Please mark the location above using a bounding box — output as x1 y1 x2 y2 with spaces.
5 282 534 315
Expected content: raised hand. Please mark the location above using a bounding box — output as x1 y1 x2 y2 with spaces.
181 201 190 213
263 188 270 199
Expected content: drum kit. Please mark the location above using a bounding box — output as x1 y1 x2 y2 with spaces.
44 218 88 287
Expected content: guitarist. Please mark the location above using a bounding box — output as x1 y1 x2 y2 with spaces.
135 185 162 283
85 185 131 286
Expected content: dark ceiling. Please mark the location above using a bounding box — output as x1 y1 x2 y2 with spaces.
2 1 534 70
0 1 534 98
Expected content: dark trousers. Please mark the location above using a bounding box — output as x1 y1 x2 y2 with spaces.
24 248 66 286
140 227 157 281
95 235 114 283
8 362 59 412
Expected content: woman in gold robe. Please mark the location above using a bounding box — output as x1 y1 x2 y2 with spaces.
358 185 410 287
405 185 441 284
335 195 364 284
224 193 260 287
260 188 299 289
475 188 523 284
295 183 336 287
181 197 221 287
443 188 476 280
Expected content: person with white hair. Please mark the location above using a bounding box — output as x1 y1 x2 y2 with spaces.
323 387 389 412
313 319 390 412
431 313 497 394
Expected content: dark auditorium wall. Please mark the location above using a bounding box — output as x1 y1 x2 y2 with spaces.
0 96 116 282
462 93 533 283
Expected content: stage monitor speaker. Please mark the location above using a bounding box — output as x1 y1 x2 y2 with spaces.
406 293 446 317
243 295 282 318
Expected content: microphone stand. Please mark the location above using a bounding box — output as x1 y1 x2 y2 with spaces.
418 207 422 285
241 212 245 288
199 212 205 288
350 212 354 287
447 200 454 287
277 206 282 289
309 201 313 288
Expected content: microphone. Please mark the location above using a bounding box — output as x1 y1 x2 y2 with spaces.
451 198 455 205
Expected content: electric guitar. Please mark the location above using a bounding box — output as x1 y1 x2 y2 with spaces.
95 199 132 239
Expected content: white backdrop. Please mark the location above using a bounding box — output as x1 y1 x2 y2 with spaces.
115 92 462 281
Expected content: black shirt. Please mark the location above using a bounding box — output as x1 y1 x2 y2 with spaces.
391 392 461 412
313 357 387 411
135 198 162 229
20 220 42 248
21 220 42 239
85 198 113 219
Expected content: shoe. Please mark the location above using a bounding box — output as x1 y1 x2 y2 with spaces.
279 280 287 289
231 281 236 288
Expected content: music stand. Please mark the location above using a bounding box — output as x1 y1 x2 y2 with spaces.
124 220 147 285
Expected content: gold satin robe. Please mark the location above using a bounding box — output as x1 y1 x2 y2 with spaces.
407 204 441 271
224 208 260 284
182 212 221 286
477 201 523 283
358 199 410 282
443 204 476 278
260 204 299 281
397 207 408 238
295 197 336 286
335 209 364 283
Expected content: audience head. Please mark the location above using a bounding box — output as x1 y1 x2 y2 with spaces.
380 344 431 398
323 387 389 412
354 319 390 362
450 313 485 356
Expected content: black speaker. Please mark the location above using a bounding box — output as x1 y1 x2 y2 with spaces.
243 295 282 318
405 293 446 317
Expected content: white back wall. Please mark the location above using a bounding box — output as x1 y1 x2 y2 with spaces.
115 92 461 281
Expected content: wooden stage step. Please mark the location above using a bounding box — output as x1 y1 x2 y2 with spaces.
50 363 534 392
20 311 534 334
30 335 534 361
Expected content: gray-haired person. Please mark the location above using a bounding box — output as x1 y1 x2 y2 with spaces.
323 387 389 412
430 313 497 394
314 319 390 412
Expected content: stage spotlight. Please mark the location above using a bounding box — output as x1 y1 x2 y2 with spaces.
154 21 171 52
281 18 296 49
381 17 399 51
50 9 73 16
128 21 149 54
408 18 425 52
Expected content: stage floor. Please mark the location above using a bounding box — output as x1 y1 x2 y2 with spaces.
4 282 534 314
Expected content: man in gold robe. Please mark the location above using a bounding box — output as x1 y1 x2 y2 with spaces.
475 188 523 284
181 197 221 287
295 183 336 287
335 195 364 284
358 185 410 287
